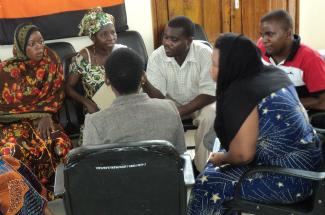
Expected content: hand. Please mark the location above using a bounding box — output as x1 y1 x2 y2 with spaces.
85 100 99 113
177 105 187 117
37 116 54 139
209 152 225 166
141 73 148 87
45 207 55 215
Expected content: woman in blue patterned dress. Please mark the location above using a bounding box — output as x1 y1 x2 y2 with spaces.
187 33 322 215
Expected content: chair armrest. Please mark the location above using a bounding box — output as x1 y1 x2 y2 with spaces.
182 119 198 132
233 165 325 199
54 163 65 197
180 154 195 186
240 166 325 181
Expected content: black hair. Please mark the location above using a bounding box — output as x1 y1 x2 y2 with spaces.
104 48 144 94
168 16 195 37
260 9 293 30
214 33 263 97
213 33 263 148
213 33 292 151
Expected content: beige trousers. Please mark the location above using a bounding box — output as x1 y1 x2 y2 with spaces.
191 102 216 172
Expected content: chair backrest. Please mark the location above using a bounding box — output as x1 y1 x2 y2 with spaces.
63 140 186 215
309 146 325 215
159 23 210 45
46 42 76 74
117 30 148 69
310 113 325 134
45 42 82 138
194 23 209 41
309 113 325 149
45 42 81 138
46 42 75 59
46 42 77 84
60 53 85 136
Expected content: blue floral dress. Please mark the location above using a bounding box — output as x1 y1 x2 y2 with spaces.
187 85 322 215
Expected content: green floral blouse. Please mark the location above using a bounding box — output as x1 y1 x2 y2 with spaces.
69 44 126 98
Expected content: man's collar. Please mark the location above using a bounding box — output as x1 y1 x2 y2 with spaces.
287 34 301 61
186 42 197 62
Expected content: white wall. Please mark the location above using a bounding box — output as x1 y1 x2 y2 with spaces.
0 0 154 60
125 0 154 55
300 0 325 50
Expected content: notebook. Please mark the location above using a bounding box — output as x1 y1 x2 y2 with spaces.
92 84 116 110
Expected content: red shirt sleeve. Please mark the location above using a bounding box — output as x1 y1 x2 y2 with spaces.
302 51 325 93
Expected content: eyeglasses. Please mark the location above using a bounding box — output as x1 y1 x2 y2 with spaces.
27 40 44 48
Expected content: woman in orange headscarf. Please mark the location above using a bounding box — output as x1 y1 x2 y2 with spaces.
0 23 72 198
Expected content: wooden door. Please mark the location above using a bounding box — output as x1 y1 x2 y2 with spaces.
151 0 299 48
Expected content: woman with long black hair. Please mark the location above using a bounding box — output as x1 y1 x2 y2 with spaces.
187 33 322 214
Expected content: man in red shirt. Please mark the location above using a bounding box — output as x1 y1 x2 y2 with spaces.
257 9 325 112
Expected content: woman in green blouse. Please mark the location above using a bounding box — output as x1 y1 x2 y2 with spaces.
65 7 125 114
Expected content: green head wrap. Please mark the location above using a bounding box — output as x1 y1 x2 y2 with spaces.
78 6 115 37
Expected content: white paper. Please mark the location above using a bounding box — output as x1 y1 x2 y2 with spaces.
92 84 116 110
212 138 221 152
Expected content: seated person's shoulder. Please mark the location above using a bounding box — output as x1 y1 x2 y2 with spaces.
149 98 179 114
149 45 166 59
78 47 91 61
68 48 90 74
192 40 212 60
84 110 104 125
192 40 212 52
299 44 323 60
